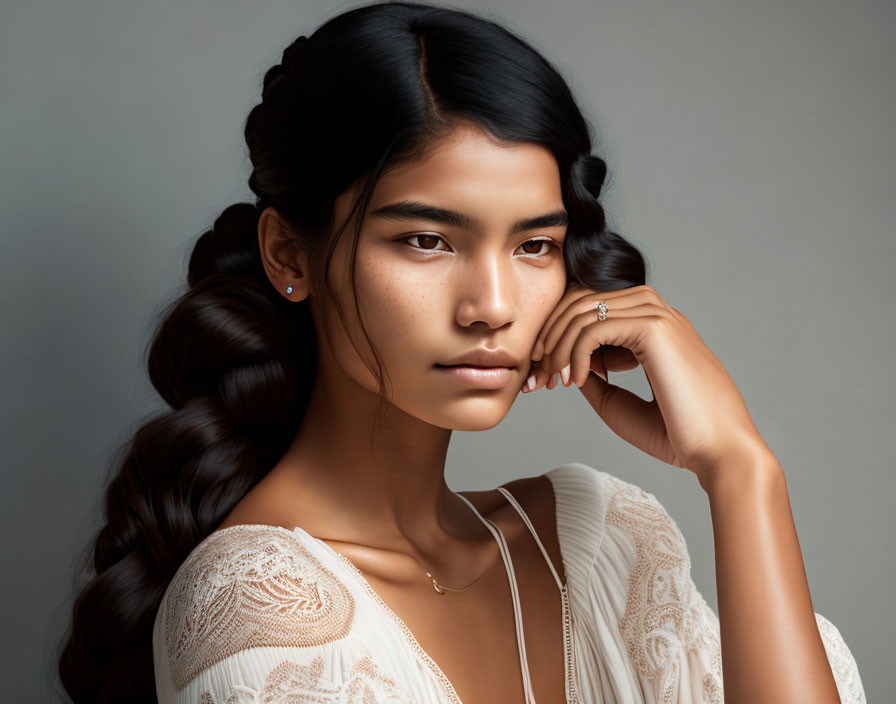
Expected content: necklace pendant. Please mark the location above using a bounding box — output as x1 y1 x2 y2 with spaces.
426 570 447 594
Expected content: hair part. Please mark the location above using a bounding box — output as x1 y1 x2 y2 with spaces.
57 3 646 701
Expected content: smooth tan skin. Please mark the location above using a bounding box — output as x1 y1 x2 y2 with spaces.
219 122 572 703
220 121 842 702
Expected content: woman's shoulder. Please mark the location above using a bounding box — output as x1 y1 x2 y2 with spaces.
544 461 682 529
541 462 692 577
154 523 358 692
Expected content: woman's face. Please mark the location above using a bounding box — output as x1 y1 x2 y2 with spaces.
311 123 569 431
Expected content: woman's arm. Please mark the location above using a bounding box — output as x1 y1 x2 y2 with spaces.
529 283 859 701
703 448 841 704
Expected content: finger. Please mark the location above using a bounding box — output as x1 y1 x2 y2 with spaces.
521 360 553 392
579 372 675 464
533 337 634 392
530 287 593 363
529 292 656 391
601 345 639 373
538 287 660 363
590 346 608 382
548 303 668 385
574 343 640 386
570 324 611 388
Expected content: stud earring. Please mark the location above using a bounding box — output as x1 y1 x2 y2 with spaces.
286 285 293 294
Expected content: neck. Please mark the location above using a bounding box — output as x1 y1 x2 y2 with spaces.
267 363 483 553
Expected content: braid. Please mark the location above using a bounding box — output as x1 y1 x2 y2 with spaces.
187 203 266 287
261 35 309 103
56 199 313 703
566 152 647 291
573 152 609 200
57 4 649 701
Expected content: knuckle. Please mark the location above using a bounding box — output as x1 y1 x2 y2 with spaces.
640 284 666 306
648 314 669 332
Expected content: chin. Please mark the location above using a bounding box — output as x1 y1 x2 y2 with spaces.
427 399 513 432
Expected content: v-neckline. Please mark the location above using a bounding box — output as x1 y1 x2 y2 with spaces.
289 471 578 704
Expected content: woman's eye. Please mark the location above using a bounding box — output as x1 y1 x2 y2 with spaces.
400 234 561 257
517 239 561 256
401 233 449 251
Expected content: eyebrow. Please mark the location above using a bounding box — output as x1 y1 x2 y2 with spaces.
367 200 569 235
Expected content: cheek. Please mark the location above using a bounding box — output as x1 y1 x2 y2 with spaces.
313 239 450 399
352 255 444 367
524 271 567 332
337 245 566 382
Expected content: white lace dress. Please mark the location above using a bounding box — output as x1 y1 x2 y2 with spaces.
152 462 866 703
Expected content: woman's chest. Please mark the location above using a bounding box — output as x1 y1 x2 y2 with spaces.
379 573 568 702
343 503 574 703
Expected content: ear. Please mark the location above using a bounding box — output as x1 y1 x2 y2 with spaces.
257 206 314 302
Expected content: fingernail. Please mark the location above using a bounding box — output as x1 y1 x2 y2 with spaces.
560 363 570 386
525 374 536 392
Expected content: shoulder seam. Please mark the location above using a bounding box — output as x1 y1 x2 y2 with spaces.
162 524 357 691
546 462 611 578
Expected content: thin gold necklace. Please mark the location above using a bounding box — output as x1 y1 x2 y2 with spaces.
421 492 498 594
422 515 496 594
424 565 487 594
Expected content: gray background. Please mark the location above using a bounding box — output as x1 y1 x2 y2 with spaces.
2 0 892 701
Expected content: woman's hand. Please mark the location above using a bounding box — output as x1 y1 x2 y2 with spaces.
524 284 772 484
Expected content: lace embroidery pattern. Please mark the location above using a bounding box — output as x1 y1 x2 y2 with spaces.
330 552 464 704
164 525 356 690
197 654 414 703
603 476 722 704
694 593 723 704
560 583 581 704
815 612 867 703
331 529 581 704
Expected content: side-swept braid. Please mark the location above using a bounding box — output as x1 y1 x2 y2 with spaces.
57 4 647 701
565 152 647 292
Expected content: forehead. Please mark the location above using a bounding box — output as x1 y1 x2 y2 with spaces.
366 125 564 223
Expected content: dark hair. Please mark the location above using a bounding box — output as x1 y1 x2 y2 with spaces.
56 2 647 701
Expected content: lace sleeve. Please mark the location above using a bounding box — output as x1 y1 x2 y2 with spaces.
151 524 414 703
600 473 866 704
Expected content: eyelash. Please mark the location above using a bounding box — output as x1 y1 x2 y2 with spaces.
399 234 562 257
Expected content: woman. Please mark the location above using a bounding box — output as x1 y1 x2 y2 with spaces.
57 2 865 702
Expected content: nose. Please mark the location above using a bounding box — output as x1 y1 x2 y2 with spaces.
455 256 518 329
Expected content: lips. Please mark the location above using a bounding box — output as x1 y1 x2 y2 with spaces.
437 348 521 368
435 364 516 389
